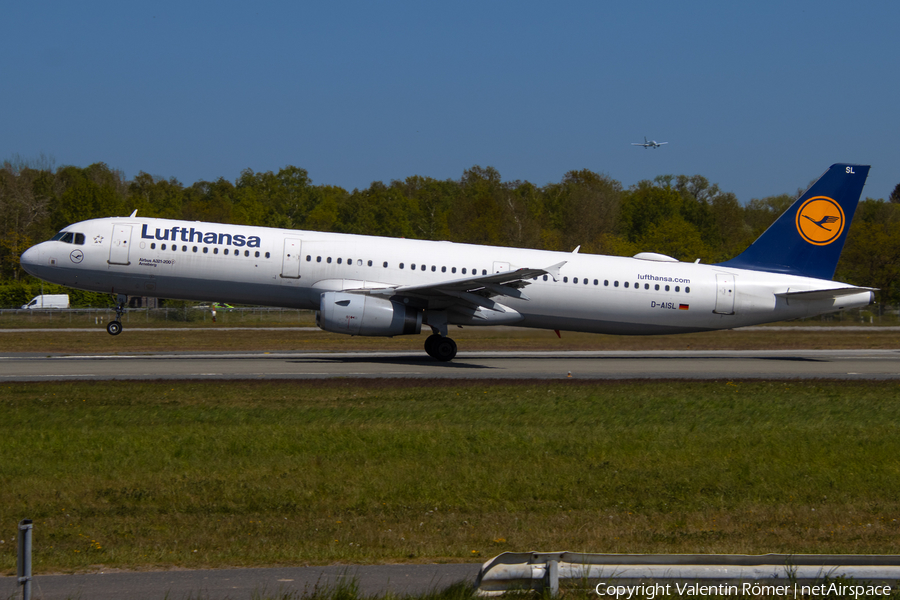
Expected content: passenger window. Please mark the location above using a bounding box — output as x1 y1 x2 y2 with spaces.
255 251 260 258
182 245 187 252
192 246 198 252
327 257 332 263
655 284 659 291
337 258 343 264
675 286 680 292
604 280 608 286
245 250 250 257
593 279 598 285
563 277 568 283
74 233 86 245
574 278 578 284
665 285 670 291
367 260 372 267
462 268 467 274
306 255 311 261
421 265 426 271
432 266 436 272
542 275 548 281
399 263 405 269
265 252 270 258
441 266 446 273
317 256 322 262
224 249 229 255
482 269 487 275
214 248 219 255
383 261 388 268
151 243 156 250
644 284 649 290
203 247 208 254
686 287 690 293
411 263 416 269
614 281 619 287
452 267 456 273
584 279 588 285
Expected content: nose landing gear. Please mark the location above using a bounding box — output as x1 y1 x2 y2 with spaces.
106 294 128 336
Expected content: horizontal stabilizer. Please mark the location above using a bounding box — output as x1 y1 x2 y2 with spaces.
775 287 877 301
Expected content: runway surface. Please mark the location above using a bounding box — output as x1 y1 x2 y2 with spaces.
2 349 900 381
0 563 481 600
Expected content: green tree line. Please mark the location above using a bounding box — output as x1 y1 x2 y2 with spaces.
1 157 898 308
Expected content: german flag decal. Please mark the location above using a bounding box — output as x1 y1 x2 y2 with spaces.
679 304 689 310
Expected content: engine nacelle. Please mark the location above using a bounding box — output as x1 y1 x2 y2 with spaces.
317 291 422 336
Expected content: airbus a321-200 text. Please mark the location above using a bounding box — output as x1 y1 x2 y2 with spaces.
20 164 875 361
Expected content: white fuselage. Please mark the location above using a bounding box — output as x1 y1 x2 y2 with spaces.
20 216 873 335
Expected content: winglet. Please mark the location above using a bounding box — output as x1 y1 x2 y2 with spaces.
717 164 870 280
543 261 566 282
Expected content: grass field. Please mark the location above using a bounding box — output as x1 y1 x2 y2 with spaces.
1 379 899 576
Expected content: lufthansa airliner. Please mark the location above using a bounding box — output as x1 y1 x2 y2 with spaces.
20 164 874 361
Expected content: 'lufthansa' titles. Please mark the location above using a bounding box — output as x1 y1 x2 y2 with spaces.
141 224 261 248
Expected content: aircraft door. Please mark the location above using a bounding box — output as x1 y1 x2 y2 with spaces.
492 261 510 274
281 237 302 279
714 273 735 315
108 224 133 265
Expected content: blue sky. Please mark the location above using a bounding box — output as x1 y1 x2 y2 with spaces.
3 1 898 203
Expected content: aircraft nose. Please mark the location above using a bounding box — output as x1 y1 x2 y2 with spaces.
19 245 42 276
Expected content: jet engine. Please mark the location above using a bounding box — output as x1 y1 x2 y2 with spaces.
317 291 422 336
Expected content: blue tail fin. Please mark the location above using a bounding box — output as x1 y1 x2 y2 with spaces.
717 164 870 280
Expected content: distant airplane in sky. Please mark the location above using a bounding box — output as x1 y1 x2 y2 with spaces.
632 137 668 149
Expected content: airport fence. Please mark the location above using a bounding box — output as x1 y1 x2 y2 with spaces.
0 306 318 328
0 305 897 329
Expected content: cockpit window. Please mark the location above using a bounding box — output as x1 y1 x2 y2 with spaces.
50 231 85 245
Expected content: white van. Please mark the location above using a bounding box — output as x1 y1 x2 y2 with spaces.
21 294 70 309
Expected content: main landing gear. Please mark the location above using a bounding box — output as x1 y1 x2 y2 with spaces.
424 333 457 362
107 294 127 336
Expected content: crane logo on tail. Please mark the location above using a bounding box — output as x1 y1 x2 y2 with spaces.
796 196 845 245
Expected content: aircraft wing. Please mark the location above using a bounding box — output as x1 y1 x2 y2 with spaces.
348 261 567 310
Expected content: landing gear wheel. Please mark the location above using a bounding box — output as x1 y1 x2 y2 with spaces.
107 293 128 335
432 337 457 362
424 334 442 358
